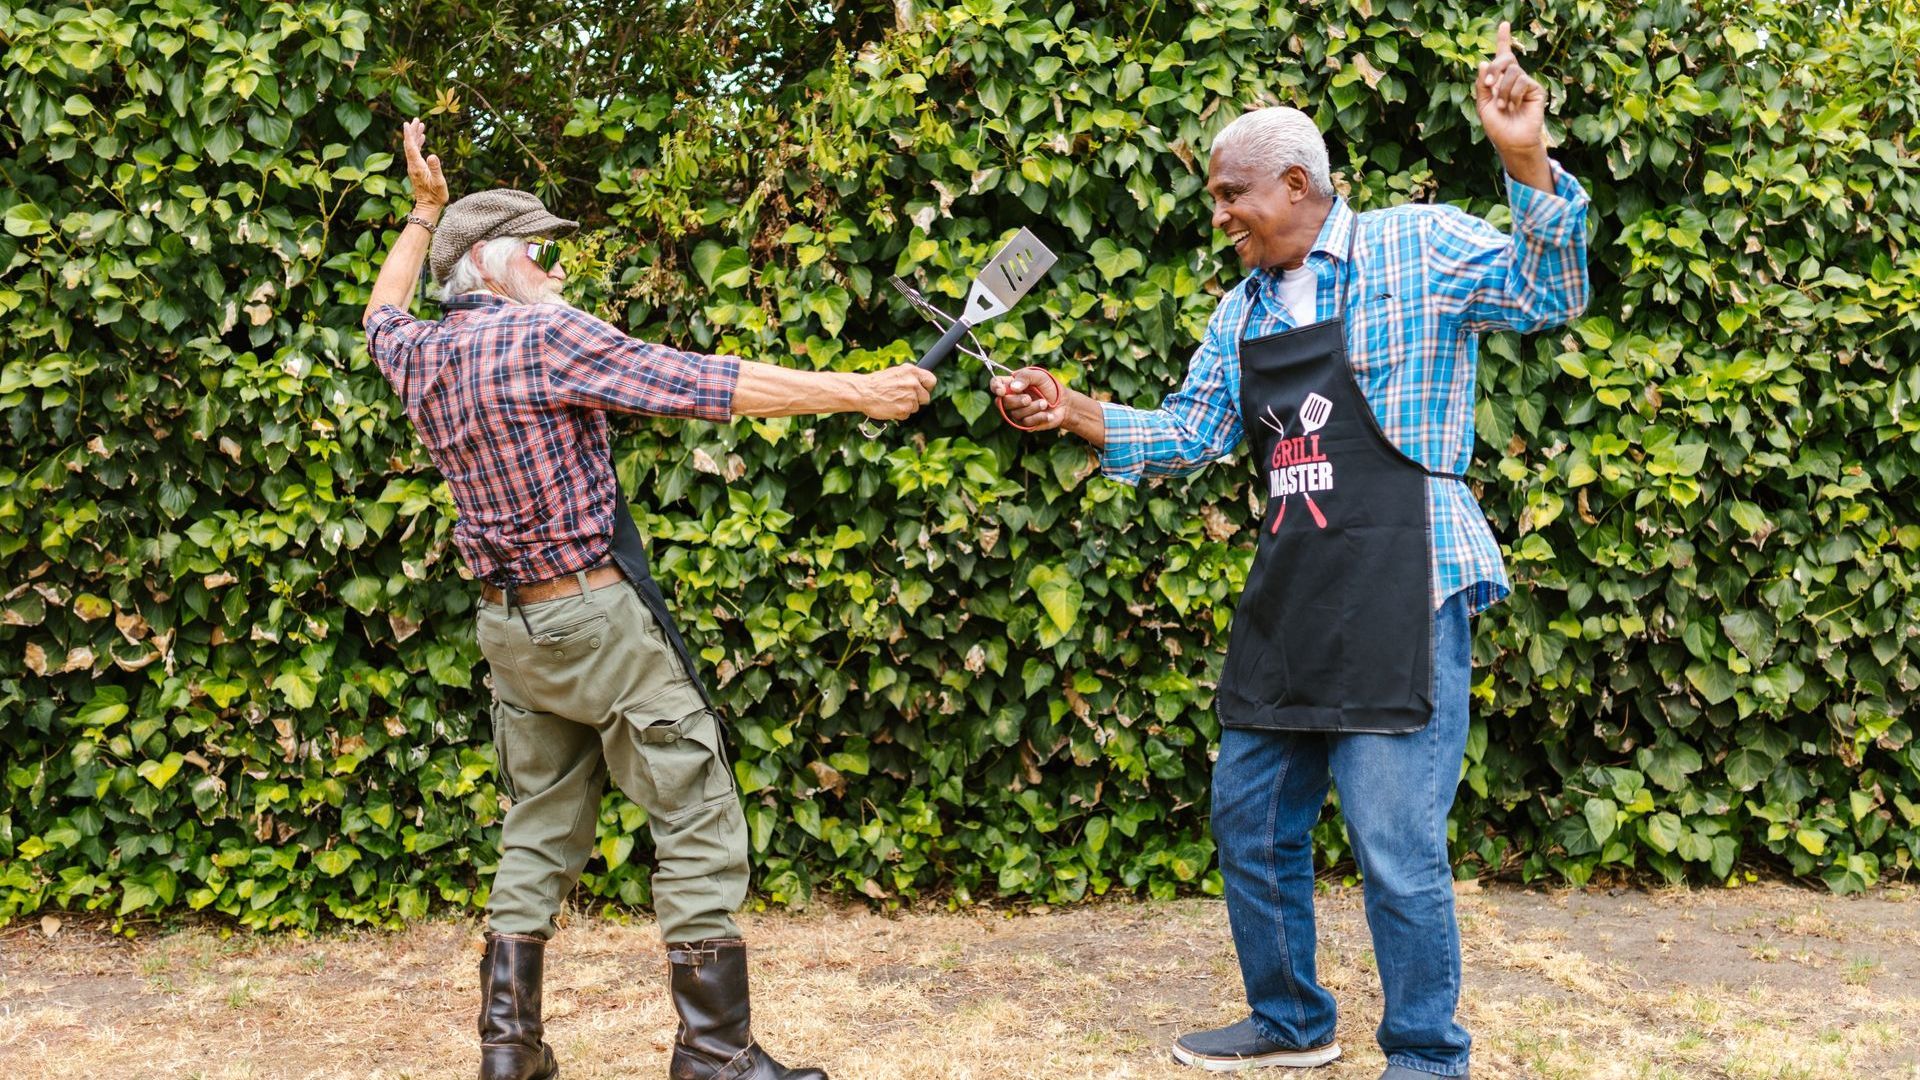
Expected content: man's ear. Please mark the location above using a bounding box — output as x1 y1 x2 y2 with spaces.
1285 165 1312 203
470 240 495 289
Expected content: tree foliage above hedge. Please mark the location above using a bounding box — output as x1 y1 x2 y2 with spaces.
1 0 1916 931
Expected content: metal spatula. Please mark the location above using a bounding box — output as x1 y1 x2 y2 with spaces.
912 228 1057 370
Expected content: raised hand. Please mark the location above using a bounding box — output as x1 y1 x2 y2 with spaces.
859 364 938 420
1475 21 1546 155
1474 20 1552 190
402 117 449 215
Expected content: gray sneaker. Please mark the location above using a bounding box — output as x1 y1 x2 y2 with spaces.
1171 1018 1342 1071
1378 1066 1468 1079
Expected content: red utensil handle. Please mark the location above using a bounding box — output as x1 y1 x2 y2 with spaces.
998 366 1064 431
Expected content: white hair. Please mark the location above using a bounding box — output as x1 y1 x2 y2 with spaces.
437 236 525 301
1209 107 1334 199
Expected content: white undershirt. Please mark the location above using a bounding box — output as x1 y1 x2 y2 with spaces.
1276 264 1318 327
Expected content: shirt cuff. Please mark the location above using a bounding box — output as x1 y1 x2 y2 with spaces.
1505 159 1589 246
693 353 742 422
1096 402 1149 486
364 304 416 373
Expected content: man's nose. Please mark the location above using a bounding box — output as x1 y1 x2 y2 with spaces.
1211 204 1231 229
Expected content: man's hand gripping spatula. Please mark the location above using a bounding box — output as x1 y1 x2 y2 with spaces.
890 228 1061 430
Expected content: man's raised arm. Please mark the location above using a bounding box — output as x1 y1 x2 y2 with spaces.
362 118 448 327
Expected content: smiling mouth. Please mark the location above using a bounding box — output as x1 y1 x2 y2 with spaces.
1228 229 1251 250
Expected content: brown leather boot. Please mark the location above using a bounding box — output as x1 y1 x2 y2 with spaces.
478 932 560 1080
667 938 825 1080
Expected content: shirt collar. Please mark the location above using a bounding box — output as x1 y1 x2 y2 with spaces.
442 292 509 313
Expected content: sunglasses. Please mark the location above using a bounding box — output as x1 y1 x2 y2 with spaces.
524 239 563 272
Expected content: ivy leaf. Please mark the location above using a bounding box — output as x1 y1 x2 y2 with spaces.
338 576 384 615
1584 797 1618 846
335 101 372 138
1645 812 1683 853
1025 563 1083 634
1719 610 1776 667
4 203 50 237
205 125 242 164
1638 740 1703 791
1088 238 1145 283
136 753 185 790
691 242 751 289
72 687 129 729
1724 747 1773 791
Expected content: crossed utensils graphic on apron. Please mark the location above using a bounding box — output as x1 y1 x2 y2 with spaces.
1258 392 1334 533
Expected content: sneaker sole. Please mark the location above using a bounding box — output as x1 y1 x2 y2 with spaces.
1170 1041 1342 1071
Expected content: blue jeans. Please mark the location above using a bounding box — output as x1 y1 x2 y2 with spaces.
1212 591 1473 1077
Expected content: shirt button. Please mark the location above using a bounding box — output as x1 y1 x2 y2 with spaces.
590 637 601 649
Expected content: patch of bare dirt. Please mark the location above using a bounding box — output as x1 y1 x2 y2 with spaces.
0 883 1914 1079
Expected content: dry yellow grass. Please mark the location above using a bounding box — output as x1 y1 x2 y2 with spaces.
1 883 1915 1079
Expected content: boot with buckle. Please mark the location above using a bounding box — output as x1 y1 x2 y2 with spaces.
667 938 825 1079
478 932 560 1080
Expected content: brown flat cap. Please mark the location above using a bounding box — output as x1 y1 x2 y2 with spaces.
429 189 579 284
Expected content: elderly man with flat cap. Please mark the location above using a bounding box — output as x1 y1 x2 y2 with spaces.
361 121 932 1080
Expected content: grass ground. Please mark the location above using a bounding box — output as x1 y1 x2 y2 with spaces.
1 881 1915 1079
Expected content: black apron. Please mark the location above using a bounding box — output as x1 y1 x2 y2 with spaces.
1215 223 1462 734
606 470 718 712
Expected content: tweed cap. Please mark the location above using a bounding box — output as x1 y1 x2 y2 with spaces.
429 189 579 284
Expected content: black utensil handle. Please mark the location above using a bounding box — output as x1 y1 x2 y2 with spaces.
917 319 971 370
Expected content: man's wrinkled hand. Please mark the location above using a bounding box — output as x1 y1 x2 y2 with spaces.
860 365 938 421
991 373 1067 431
1474 21 1547 155
402 117 449 215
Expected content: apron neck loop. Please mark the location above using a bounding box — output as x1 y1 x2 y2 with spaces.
1337 205 1357 319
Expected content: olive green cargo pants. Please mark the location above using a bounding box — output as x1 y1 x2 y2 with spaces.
475 572 747 943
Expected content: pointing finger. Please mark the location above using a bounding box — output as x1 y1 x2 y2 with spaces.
1497 20 1513 60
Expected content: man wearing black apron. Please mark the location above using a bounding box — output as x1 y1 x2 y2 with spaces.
997 24 1589 1078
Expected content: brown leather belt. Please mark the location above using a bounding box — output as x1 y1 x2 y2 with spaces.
480 565 625 606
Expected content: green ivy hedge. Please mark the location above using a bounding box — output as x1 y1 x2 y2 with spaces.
2 0 1915 931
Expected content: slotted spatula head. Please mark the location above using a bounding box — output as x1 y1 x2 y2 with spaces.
1300 392 1333 433
960 228 1057 325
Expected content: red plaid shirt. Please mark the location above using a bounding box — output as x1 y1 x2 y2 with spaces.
364 294 739 583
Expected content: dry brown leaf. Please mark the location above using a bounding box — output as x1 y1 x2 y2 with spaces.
1352 53 1384 89
1200 504 1240 542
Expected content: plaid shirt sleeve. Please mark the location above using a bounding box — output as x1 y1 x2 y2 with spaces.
541 307 740 422
364 305 437 388
1097 299 1248 486
1425 159 1591 334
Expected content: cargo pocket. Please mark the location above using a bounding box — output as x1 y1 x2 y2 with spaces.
491 697 531 802
630 707 735 824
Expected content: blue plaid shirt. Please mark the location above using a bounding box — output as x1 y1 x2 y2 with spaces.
1101 162 1591 613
